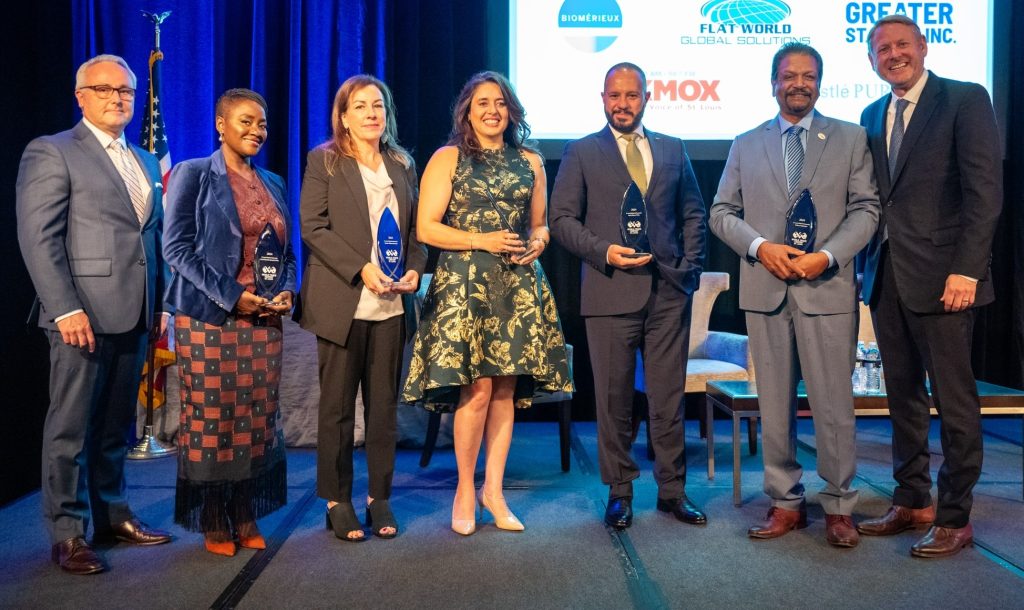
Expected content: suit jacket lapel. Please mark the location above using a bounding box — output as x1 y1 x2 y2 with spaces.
761 120 788 205
72 121 136 218
338 156 373 238
890 72 941 187
800 112 828 192
210 149 243 241
864 97 890 195
597 127 633 192
646 131 664 195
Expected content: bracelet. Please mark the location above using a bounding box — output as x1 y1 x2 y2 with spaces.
469 234 474 250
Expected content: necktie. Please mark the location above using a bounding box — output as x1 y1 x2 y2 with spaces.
111 140 146 223
784 125 804 199
888 97 909 178
621 133 648 195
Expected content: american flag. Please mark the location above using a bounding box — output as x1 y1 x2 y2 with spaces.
139 48 171 186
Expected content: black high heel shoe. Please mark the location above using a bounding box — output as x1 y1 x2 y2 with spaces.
366 499 398 539
326 503 366 542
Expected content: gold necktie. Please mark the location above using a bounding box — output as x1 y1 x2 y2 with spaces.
621 133 648 195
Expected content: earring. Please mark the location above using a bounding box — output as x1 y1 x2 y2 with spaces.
218 132 223 142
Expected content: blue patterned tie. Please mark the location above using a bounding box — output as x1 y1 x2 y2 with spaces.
784 126 804 199
888 98 909 178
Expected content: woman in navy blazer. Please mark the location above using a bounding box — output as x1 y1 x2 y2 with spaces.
163 89 296 557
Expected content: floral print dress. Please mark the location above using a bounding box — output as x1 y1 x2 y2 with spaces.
402 147 573 412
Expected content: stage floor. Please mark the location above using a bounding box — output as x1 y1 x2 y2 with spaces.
1 418 1022 609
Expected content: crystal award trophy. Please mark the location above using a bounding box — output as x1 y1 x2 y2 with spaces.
254 223 286 299
784 189 817 252
619 182 649 258
376 207 411 290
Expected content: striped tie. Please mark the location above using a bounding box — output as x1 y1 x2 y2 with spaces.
784 125 804 199
888 98 909 178
111 140 146 223
621 132 648 195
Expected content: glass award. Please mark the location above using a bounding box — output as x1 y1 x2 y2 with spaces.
784 189 817 252
376 207 411 290
619 182 649 257
485 188 531 265
254 223 286 299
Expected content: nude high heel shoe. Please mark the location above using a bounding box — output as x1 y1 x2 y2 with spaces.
477 491 525 531
451 496 477 536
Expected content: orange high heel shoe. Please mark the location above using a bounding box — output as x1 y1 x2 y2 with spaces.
238 535 266 549
204 535 236 557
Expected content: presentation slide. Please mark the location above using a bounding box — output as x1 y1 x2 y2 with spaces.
510 1 994 141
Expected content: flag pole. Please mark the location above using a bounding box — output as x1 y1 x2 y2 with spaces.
129 9 174 460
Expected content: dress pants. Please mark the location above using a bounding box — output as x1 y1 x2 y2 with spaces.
872 246 982 528
316 315 403 502
42 322 147 544
745 296 859 515
585 276 691 500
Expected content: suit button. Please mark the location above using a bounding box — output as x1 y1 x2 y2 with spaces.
137 258 146 265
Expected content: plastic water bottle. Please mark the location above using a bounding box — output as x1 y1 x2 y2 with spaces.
865 342 881 393
852 342 867 394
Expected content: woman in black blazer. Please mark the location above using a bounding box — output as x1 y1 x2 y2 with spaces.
294 75 427 541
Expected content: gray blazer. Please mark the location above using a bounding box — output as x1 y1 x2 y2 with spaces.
294 147 428 347
16 120 170 333
710 111 879 314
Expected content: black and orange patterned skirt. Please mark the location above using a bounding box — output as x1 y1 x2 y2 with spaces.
172 313 287 533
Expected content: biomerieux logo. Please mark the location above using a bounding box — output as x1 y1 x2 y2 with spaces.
558 0 623 52
700 0 791 25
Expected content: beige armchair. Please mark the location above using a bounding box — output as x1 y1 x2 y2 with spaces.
634 271 753 395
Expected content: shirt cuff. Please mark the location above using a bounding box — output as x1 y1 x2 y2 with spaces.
820 249 836 268
55 309 84 323
956 274 978 283
747 237 767 261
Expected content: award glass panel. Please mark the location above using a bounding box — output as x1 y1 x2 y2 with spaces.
254 223 286 299
784 189 817 252
619 182 649 257
377 207 411 290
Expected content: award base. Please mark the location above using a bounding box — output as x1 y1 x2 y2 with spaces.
127 425 175 460
387 281 414 291
621 252 649 259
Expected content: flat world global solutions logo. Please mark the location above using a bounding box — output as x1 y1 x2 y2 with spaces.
701 0 791 26
558 0 622 52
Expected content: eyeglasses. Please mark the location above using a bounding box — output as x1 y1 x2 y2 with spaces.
79 85 136 100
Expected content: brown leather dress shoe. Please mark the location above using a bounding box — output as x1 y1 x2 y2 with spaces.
52 536 106 575
825 515 860 548
748 505 808 539
857 504 935 536
911 524 974 558
96 518 172 545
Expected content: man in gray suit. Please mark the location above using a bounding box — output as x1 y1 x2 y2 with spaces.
551 63 707 530
710 43 879 547
16 54 172 575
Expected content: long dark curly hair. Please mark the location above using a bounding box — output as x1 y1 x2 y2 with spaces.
447 71 537 161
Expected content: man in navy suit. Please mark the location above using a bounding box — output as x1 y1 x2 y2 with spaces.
16 54 173 575
550 63 707 530
855 16 1003 558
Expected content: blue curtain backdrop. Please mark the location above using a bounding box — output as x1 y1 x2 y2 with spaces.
70 0 398 280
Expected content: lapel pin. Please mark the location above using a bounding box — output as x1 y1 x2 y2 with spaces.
817 132 826 140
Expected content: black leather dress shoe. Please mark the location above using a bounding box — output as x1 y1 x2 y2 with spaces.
605 497 633 529
52 536 105 575
95 518 172 546
656 497 707 525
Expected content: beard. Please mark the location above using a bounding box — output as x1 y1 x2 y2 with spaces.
605 106 645 133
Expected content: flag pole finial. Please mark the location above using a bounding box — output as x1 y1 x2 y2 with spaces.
141 10 171 50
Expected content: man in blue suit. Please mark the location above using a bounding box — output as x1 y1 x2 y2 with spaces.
855 15 1003 558
16 54 173 575
551 62 707 530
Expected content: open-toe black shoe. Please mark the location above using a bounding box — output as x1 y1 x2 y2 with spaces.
326 503 366 542
366 499 398 539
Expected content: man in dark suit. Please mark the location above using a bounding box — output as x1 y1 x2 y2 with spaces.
856 15 1003 558
16 54 173 575
550 62 707 529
